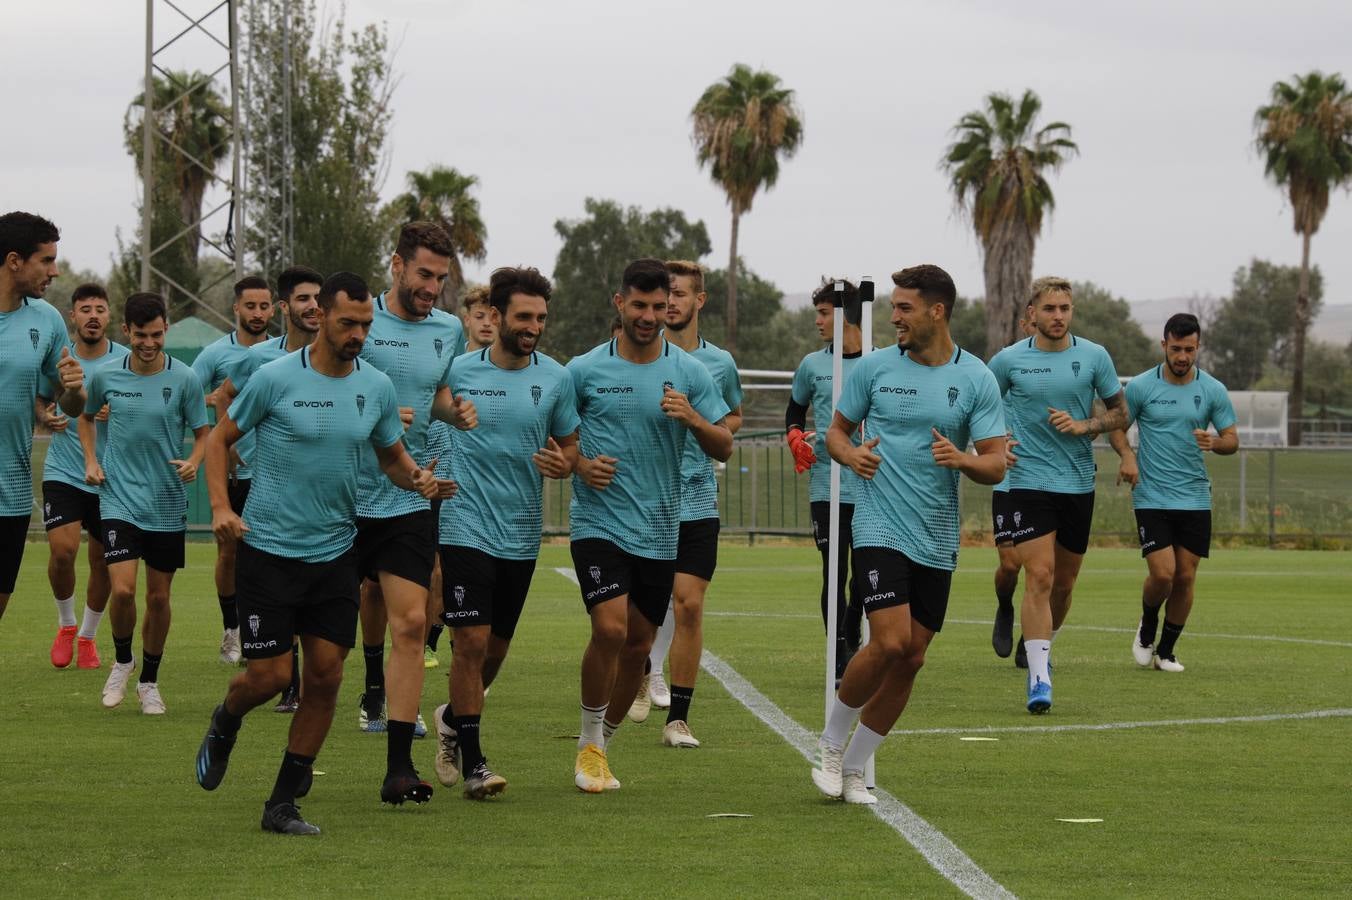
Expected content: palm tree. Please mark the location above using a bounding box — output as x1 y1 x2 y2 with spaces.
392 165 488 307
1254 71 1352 445
942 90 1077 356
691 64 803 353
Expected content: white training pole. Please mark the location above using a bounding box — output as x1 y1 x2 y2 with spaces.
824 281 845 722
857 276 876 789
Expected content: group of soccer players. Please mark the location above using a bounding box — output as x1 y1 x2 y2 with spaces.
2 208 1238 827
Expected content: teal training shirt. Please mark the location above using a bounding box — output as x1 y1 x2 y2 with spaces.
0 297 71 515
1126 366 1237 511
223 334 291 395
992 391 1017 494
987 335 1121 494
425 419 451 477
192 331 267 480
791 346 863 503
356 295 465 519
836 345 1005 571
438 348 581 559
679 336 742 522
567 339 730 560
229 348 404 562
85 354 208 532
42 341 129 491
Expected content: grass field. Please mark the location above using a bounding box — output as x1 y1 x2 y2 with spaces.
1 540 1349 898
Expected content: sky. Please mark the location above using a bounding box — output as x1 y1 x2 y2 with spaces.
6 0 1352 309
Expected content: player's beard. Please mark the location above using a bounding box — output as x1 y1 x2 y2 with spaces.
289 306 319 334
666 307 694 332
625 316 658 346
241 317 270 336
397 278 436 320
499 323 537 358
1169 359 1193 378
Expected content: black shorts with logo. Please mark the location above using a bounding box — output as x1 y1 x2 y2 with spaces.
1135 508 1211 559
1005 489 1096 555
674 518 719 582
100 519 186 572
438 545 537 640
0 515 28 594
991 489 1015 545
569 539 676 627
236 541 360 657
227 477 251 517
43 480 101 534
851 546 954 633
356 510 436 588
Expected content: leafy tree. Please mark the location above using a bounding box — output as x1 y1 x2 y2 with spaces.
691 64 803 354
698 261 789 354
389 165 487 308
1254 70 1352 442
942 90 1078 354
1069 281 1156 377
1208 260 1324 390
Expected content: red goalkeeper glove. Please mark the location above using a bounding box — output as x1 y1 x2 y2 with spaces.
786 426 817 474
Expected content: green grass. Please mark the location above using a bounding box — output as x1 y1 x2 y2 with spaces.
1 542 1350 897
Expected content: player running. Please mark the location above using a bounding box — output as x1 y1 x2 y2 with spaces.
990 311 1037 659
1111 313 1238 672
813 264 1005 804
81 292 209 714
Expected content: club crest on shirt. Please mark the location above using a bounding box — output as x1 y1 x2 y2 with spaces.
1193 395 1201 410
663 380 674 392
867 569 879 591
248 614 260 637
162 387 173 405
947 385 960 408
29 328 40 349
589 565 602 584
531 384 542 407
355 393 366 415
1071 361 1081 377
434 338 445 358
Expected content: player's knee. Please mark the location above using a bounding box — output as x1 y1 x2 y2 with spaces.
673 595 703 627
899 646 927 676
249 661 291 696
302 660 344 697
871 631 910 661
1023 560 1054 592
589 616 626 650
453 628 488 660
388 610 426 645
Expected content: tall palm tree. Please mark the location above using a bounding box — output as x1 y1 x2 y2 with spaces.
1254 71 1352 445
691 64 803 353
942 90 1077 356
392 165 488 306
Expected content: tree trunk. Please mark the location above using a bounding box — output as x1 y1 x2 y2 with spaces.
726 207 740 354
981 216 1035 358
1288 231 1312 446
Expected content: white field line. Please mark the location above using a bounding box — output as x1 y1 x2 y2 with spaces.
888 707 1352 737
554 566 579 585
701 650 1014 900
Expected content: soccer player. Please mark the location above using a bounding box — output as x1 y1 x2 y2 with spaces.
353 221 472 800
194 272 450 835
431 266 580 798
786 280 866 680
1111 314 1237 672
41 283 128 668
632 259 742 748
812 264 1005 804
566 258 732 793
990 311 1037 659
987 276 1126 713
191 275 275 666
0 211 85 624
81 292 209 714
460 284 496 351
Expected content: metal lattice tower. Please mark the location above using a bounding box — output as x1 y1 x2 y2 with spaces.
241 0 296 273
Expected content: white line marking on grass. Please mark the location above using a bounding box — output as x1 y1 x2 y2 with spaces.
701 650 1014 900
554 566 579 585
944 618 1352 649
889 707 1352 736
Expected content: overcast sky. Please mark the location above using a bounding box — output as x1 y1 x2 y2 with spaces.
6 0 1351 308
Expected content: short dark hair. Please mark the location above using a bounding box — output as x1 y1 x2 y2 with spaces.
318 271 370 310
124 292 167 328
620 258 670 296
665 260 705 295
71 283 108 305
891 265 957 320
488 266 552 316
277 265 323 301
0 211 60 261
1164 313 1201 341
395 221 453 262
233 275 270 298
812 278 862 326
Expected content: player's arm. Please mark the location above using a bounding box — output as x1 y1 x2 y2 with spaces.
1048 390 1128 437
171 425 211 483
1197 424 1239 455
34 394 69 432
662 385 733 461
374 439 454 499
1108 428 1138 487
930 429 1006 484
77 413 104 486
205 416 248 539
533 431 579 480
54 347 86 417
826 411 880 479
213 376 237 422
430 385 477 430
724 405 744 436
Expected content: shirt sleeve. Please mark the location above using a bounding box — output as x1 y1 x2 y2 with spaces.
191 346 216 393
180 369 209 430
1125 376 1145 424
41 306 70 385
1093 345 1122 402
1210 380 1237 431
369 376 405 449
968 369 1006 441
227 367 274 433
986 350 1011 395
567 357 587 411
83 369 105 416
722 354 744 410
790 357 811 405
228 352 261 393
550 369 582 438
835 358 872 425
685 358 730 425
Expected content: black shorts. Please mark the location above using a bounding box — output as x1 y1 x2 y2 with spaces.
356 510 436 588
100 519 185 572
1135 508 1211 559
236 541 360 657
1005 489 1096 555
991 490 1015 545
809 500 854 552
438 545 537 640
569 539 675 627
675 518 719 582
42 480 100 534
227 477 251 517
851 546 954 633
0 515 28 594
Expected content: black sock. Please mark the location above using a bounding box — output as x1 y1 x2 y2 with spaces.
268 750 315 806
140 652 162 684
288 644 300 693
453 715 483 771
1140 601 1162 646
844 603 863 649
219 594 238 630
667 685 694 724
386 720 415 774
996 587 1015 613
440 702 456 729
215 702 244 737
1157 621 1185 659
426 623 443 651
363 644 385 694
113 635 133 665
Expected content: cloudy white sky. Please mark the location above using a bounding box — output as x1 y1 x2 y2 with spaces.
6 0 1351 307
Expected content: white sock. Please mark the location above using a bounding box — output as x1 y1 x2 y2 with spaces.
822 698 863 750
842 724 886 774
648 597 676 674
77 606 105 640
55 595 76 627
579 703 607 750
601 718 620 748
1026 639 1052 686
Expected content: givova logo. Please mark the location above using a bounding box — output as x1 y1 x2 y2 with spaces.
880 386 917 395
1019 367 1052 375
373 339 410 348
596 386 633 394
294 400 335 408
